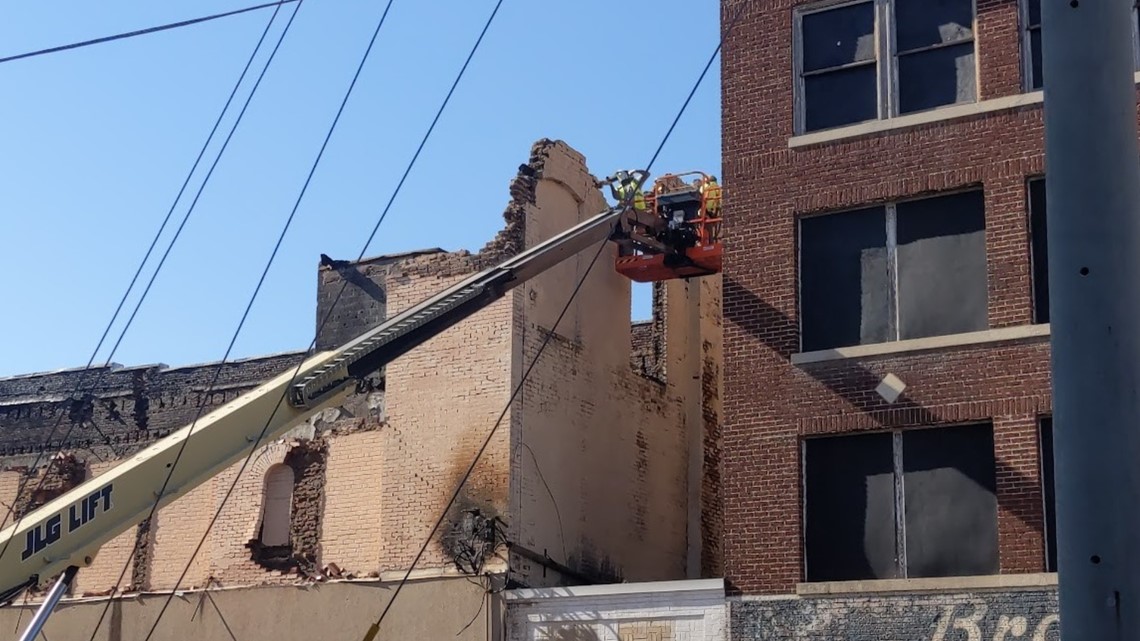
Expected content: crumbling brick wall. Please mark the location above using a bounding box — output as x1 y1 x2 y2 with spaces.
0 139 723 599
507 141 722 587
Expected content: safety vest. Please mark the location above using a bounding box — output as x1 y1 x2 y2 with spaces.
616 180 646 212
700 178 721 214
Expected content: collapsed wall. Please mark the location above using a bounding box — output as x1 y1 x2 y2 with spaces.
0 139 722 604
505 140 723 586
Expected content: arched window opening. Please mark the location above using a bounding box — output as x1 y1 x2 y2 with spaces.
260 464 294 547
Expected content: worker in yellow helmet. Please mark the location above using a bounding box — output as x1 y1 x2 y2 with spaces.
699 175 722 216
603 170 648 213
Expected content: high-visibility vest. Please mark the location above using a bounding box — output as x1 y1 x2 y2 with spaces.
701 178 722 214
616 181 646 211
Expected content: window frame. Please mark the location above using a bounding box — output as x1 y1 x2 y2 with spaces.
796 186 989 353
1038 415 1057 573
801 421 999 582
1027 175 1049 324
793 0 980 135
1020 0 1140 91
259 463 295 548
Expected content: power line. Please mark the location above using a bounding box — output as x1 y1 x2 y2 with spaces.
135 1 506 639
364 237 609 641
0 0 296 582
62 0 307 636
0 0 299 65
104 0 433 636
362 2 752 637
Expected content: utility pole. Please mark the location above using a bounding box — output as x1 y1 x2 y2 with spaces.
1042 0 1140 639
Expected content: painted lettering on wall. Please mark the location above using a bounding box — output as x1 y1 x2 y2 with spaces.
932 603 1059 641
21 483 114 561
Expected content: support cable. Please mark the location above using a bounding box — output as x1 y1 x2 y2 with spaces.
362 3 751 638
0 0 293 573
75 0 466 636
60 0 308 635
130 3 505 640
0 0 299 65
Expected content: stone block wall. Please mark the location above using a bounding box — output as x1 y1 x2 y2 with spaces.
729 583 1060 641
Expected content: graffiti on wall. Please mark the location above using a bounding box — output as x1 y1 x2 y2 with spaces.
932 603 1059 641
730 589 1060 641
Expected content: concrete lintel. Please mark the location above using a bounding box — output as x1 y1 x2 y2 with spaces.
791 324 1051 365
504 578 726 603
796 573 1058 597
788 73 1140 148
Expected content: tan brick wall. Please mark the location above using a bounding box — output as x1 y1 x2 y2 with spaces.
376 265 513 573
0 471 24 529
6 139 718 600
509 142 717 585
322 430 385 574
149 473 214 590
73 462 135 595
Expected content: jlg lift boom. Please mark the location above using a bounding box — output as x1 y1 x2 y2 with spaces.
0 169 722 639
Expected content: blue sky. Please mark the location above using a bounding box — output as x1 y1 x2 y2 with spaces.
0 0 722 378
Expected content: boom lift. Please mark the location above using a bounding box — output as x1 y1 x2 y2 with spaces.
0 169 722 638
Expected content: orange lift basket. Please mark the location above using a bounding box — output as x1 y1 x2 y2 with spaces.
613 171 723 283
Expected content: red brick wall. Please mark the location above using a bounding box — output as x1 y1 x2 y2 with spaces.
717 0 1095 594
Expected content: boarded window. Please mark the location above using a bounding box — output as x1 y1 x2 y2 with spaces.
902 424 999 577
799 189 988 351
804 432 898 581
804 423 998 581
1025 0 1044 89
896 191 988 339
1029 177 1050 323
261 464 294 547
895 0 977 113
1040 416 1057 572
801 2 878 131
800 207 889 351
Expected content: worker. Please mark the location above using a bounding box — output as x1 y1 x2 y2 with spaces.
699 175 722 216
605 170 647 213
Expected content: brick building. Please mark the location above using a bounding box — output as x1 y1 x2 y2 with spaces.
715 0 1140 636
0 140 723 640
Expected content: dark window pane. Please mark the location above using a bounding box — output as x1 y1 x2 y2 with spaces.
896 0 974 51
804 65 878 132
803 2 876 72
805 433 899 582
800 207 890 351
1028 0 1041 27
1030 27 1044 89
902 424 999 578
896 190 988 340
1040 417 1057 572
1030 178 1050 323
898 43 977 114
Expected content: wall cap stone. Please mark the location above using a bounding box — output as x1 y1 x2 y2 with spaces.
795 572 1058 597
792 324 1051 365
505 578 725 603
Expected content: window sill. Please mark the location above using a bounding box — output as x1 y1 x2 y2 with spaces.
791 324 1051 365
796 573 1057 597
789 70 1140 148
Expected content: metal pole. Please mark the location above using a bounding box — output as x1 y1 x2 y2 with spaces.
16 566 77 641
1041 0 1140 639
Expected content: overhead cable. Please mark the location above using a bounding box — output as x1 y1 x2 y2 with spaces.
0 0 299 65
362 2 753 638
136 2 507 639
0 0 295 578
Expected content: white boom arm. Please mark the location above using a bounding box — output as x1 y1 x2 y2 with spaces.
0 206 624 603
